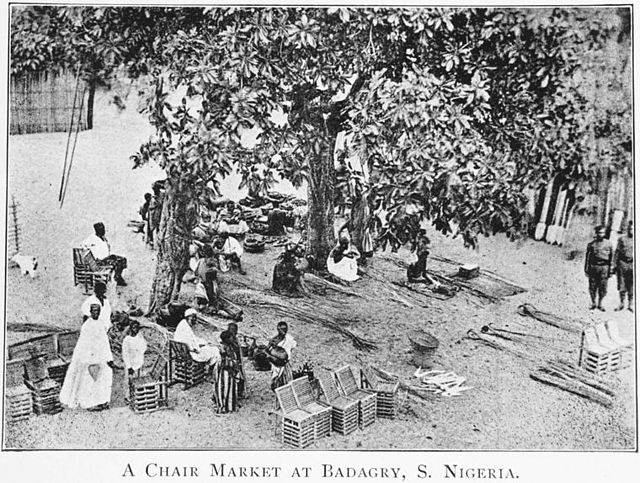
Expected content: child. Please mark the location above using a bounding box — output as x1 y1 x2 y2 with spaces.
122 321 147 385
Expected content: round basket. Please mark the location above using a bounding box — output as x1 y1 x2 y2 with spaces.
244 236 266 253
408 329 439 367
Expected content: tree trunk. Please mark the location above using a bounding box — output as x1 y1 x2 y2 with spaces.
148 183 196 314
349 192 368 256
86 80 96 130
306 140 336 269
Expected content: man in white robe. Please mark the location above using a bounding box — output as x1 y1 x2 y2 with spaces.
60 304 114 411
174 309 221 371
81 281 112 329
327 236 360 282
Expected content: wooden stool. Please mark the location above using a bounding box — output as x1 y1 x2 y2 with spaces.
579 327 621 376
292 376 332 439
317 372 359 435
275 383 316 448
335 365 377 429
129 355 170 413
169 340 207 389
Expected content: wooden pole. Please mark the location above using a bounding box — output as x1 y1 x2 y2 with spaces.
60 84 87 208
58 66 81 202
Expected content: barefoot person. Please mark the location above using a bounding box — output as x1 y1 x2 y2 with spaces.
212 330 241 414
614 221 634 312
174 309 220 376
267 321 297 391
82 222 128 286
584 225 613 311
60 304 115 411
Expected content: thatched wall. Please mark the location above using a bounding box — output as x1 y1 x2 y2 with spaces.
10 69 94 135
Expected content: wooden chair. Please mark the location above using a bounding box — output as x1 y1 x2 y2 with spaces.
291 376 332 439
168 340 207 389
579 326 621 376
56 331 80 364
361 366 400 419
335 365 377 429
23 356 63 415
129 355 170 413
275 383 316 448
8 334 69 385
73 247 113 294
5 359 32 423
317 372 359 435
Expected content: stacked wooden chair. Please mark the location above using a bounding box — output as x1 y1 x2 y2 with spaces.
291 376 332 439
275 383 316 448
23 356 63 415
335 365 377 429
168 340 207 389
5 359 32 424
56 331 80 373
72 247 113 295
361 366 400 419
8 334 69 385
317 372 359 436
579 325 623 376
129 355 170 413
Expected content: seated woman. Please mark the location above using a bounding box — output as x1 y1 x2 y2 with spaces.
406 235 440 287
174 309 220 377
272 243 306 297
327 236 360 282
213 233 246 275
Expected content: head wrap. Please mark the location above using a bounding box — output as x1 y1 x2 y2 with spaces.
184 308 198 317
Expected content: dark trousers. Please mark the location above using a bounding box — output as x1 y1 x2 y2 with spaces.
588 266 609 303
99 254 127 280
617 261 633 298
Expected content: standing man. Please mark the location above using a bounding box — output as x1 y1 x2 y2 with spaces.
614 221 634 312
584 225 613 311
147 182 164 248
267 321 297 391
82 222 128 286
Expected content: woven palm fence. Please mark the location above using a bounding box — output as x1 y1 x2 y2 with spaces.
10 69 94 135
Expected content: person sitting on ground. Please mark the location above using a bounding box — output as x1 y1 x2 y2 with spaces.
327 236 360 282
81 281 112 328
219 207 250 240
174 308 221 377
122 320 147 386
407 233 440 287
213 233 246 275
227 322 246 399
82 222 128 286
267 321 297 391
272 242 306 297
194 245 220 312
60 303 115 411
192 211 216 243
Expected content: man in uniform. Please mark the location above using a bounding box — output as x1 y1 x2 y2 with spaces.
584 225 613 311
614 221 634 312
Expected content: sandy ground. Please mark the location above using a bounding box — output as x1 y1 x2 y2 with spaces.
3 92 636 450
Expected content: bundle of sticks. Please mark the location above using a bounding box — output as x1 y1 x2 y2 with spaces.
530 359 616 407
414 368 473 397
517 303 582 334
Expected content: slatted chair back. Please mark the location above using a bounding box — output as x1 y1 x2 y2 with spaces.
149 355 168 381
24 356 49 383
361 365 377 389
170 340 193 362
594 323 617 349
57 331 80 359
335 365 360 395
291 376 315 407
6 359 27 387
317 372 341 402
8 334 57 361
583 327 602 350
75 247 101 272
275 383 299 414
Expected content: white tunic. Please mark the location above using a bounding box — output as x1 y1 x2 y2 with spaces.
59 318 113 409
174 319 220 365
82 234 111 260
327 247 360 282
223 236 243 257
122 334 147 372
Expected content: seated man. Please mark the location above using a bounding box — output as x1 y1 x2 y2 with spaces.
406 235 440 287
174 308 220 376
327 236 360 282
82 222 128 286
219 207 250 239
213 233 246 275
272 243 306 297
192 211 216 242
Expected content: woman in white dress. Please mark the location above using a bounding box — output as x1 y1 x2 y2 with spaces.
60 304 114 411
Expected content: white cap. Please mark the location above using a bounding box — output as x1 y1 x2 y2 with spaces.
184 308 198 317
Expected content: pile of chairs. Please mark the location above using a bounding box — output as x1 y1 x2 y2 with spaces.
129 355 170 414
5 359 32 424
579 320 633 376
276 365 401 448
23 357 63 415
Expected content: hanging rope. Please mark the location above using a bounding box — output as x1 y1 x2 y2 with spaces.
60 83 87 209
58 65 82 202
